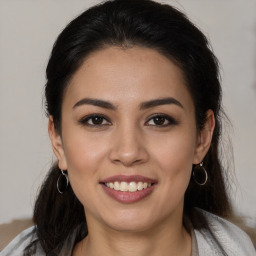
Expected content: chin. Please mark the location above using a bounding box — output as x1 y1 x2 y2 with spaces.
108 220 153 233
102 209 158 233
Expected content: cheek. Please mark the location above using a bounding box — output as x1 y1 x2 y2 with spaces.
61 132 110 211
154 129 196 161
150 128 197 185
61 130 110 198
62 129 108 169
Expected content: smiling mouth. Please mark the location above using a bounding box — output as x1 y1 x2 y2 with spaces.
100 175 157 203
104 181 153 192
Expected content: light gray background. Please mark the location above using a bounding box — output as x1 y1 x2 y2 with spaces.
0 0 255 226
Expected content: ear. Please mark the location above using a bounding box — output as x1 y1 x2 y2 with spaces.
193 110 215 164
48 116 67 170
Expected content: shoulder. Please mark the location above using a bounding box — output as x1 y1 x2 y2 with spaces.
193 208 255 256
1 223 85 256
1 226 44 256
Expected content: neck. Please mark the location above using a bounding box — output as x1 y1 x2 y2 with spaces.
73 211 191 256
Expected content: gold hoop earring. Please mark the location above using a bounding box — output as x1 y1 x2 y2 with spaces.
193 162 208 186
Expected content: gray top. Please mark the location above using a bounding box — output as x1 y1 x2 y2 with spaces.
1 209 255 256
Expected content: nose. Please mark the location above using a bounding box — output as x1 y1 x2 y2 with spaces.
109 125 149 167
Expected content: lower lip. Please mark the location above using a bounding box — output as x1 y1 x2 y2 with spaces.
101 184 155 203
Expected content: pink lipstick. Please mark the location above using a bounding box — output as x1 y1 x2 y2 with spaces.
100 175 157 204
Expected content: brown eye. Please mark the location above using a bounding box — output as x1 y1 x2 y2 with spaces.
152 116 166 125
146 114 178 127
79 114 111 127
90 116 104 125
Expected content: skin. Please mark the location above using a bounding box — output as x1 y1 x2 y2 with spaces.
49 46 215 256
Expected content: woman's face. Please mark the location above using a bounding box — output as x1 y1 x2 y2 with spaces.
50 46 212 232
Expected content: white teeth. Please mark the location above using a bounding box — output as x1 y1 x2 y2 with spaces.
120 182 128 192
128 182 137 192
137 182 143 191
105 181 152 192
114 181 120 190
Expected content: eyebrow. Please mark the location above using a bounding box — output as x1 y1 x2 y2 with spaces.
73 97 183 110
140 97 184 110
73 98 117 110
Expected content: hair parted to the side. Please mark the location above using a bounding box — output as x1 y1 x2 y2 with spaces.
26 0 232 254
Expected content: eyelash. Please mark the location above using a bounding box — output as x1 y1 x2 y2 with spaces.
79 114 178 128
79 114 111 127
146 114 179 127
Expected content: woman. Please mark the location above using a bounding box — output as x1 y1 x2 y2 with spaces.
1 0 255 255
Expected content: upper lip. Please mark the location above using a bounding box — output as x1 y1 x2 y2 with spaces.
100 175 157 184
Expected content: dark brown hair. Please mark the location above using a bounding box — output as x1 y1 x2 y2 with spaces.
25 0 232 254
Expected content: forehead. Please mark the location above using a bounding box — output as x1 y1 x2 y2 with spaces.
64 46 193 110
